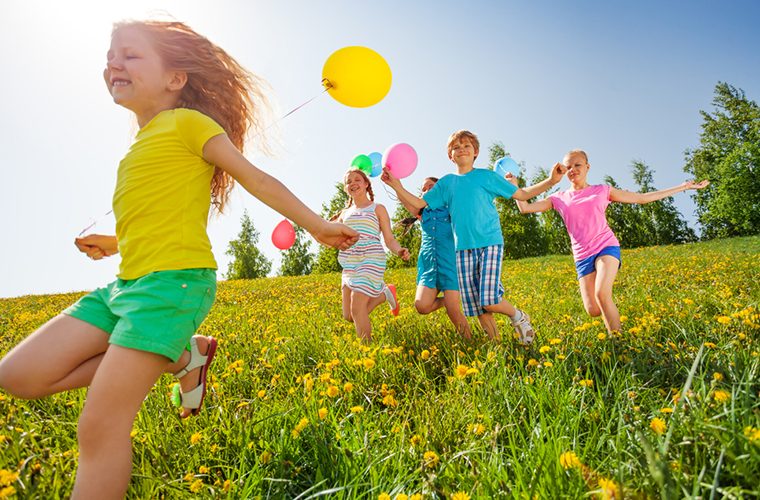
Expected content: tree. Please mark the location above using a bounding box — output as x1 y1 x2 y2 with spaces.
225 210 271 280
530 167 571 255
387 201 420 269
313 183 349 274
683 82 760 239
278 225 315 276
487 142 548 259
631 160 697 245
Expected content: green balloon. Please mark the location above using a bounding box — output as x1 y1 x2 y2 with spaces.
351 154 373 175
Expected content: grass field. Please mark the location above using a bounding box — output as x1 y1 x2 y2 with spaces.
1 236 758 499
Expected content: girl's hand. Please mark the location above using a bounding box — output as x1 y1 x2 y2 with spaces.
75 234 119 260
683 179 710 190
310 221 359 250
505 172 519 186
550 162 567 183
380 167 401 189
398 248 411 261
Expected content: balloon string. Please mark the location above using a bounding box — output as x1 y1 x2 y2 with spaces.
279 84 331 121
78 210 113 237
382 184 399 202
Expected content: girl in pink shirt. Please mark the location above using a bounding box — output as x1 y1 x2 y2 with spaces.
514 149 708 333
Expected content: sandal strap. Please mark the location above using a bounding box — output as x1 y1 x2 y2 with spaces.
179 384 204 410
173 337 208 379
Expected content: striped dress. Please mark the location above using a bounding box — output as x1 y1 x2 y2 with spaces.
338 203 386 297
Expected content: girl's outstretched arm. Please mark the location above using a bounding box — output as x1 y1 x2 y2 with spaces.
515 197 553 214
380 168 427 212
376 204 410 261
203 134 359 250
610 180 710 204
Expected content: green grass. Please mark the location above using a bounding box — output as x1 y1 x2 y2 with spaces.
1 236 759 499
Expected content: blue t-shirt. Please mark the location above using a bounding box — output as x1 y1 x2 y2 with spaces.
423 168 518 251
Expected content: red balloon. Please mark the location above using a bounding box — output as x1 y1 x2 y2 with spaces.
272 219 296 250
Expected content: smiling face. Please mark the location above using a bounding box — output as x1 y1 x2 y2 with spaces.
563 151 590 187
105 25 184 124
344 170 370 200
448 138 478 166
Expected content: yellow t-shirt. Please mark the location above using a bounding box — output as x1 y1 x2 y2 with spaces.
113 108 225 279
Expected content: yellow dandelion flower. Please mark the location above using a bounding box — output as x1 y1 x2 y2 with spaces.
713 389 731 403
326 385 340 398
420 349 431 360
598 477 619 499
455 365 470 378
0 486 17 498
183 472 195 482
423 451 439 468
190 432 202 445
383 394 398 407
650 417 667 435
543 361 553 367
579 379 594 388
743 426 760 443
713 372 724 381
198 466 209 474
559 451 581 469
378 493 391 500
410 434 421 446
350 405 364 414
395 494 409 500
704 342 717 349
597 332 607 341
344 382 354 392
189 479 204 493
410 495 423 500
660 407 674 414
716 316 731 325
257 389 266 399
318 407 328 420
451 492 470 500
362 358 376 370
523 376 534 384
527 358 539 367
619 315 628 322
539 345 551 354
549 338 562 345
471 423 485 435
222 479 232 493
260 450 272 464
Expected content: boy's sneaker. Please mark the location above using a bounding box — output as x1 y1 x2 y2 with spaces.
511 309 535 345
384 284 400 316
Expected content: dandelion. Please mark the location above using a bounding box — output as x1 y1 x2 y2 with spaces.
318 407 328 420
559 451 581 469
383 394 398 407
291 417 309 438
257 389 266 399
260 451 272 464
650 417 667 435
598 477 619 499
549 337 562 345
451 492 470 500
716 316 731 325
344 382 354 392
189 479 204 493
183 472 195 482
198 466 209 474
222 479 232 493
543 361 554 367
190 432 202 445
410 495 423 500
713 372 724 381
539 346 551 354
362 358 376 370
379 493 391 500
420 349 431 360
326 385 340 398
410 434 421 446
704 342 717 349
743 426 760 443
597 332 607 341
527 358 539 367
395 494 409 500
579 379 594 388
0 486 16 498
660 407 674 414
350 405 364 414
713 389 731 403
455 365 469 378
471 423 486 435
423 450 439 468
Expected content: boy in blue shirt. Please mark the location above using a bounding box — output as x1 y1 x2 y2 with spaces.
381 130 566 343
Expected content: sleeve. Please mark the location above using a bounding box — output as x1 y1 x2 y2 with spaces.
486 170 518 199
602 184 612 205
548 192 559 210
175 109 226 157
422 178 447 210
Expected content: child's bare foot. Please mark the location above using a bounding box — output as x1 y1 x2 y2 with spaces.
174 335 218 419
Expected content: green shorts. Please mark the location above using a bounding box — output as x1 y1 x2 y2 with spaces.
64 269 217 362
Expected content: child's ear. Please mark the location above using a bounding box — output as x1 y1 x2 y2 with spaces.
167 71 188 91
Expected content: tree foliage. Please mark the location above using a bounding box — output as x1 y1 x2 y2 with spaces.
225 210 272 280
313 183 349 274
278 225 315 276
683 82 760 239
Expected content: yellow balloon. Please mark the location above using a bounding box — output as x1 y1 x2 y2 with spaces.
322 46 392 108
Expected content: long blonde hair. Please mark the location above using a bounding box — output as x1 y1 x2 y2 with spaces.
114 20 271 214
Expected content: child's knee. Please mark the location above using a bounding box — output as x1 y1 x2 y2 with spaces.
77 405 130 452
414 300 432 314
585 305 602 317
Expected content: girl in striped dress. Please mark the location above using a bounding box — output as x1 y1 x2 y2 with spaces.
338 169 410 342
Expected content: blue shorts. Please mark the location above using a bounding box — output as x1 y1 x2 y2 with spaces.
575 246 621 279
456 245 505 317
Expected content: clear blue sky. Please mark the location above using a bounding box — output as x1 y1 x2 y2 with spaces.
1 0 759 298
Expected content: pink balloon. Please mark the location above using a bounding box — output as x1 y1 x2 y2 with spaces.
382 143 418 179
272 219 296 250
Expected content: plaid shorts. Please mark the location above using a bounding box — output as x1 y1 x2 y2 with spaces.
456 245 505 317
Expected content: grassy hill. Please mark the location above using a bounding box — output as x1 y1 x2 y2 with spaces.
1 237 758 498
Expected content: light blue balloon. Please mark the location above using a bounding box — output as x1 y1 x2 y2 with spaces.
369 151 383 177
494 156 520 178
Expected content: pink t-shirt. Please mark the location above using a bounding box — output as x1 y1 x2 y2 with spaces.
549 184 620 261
